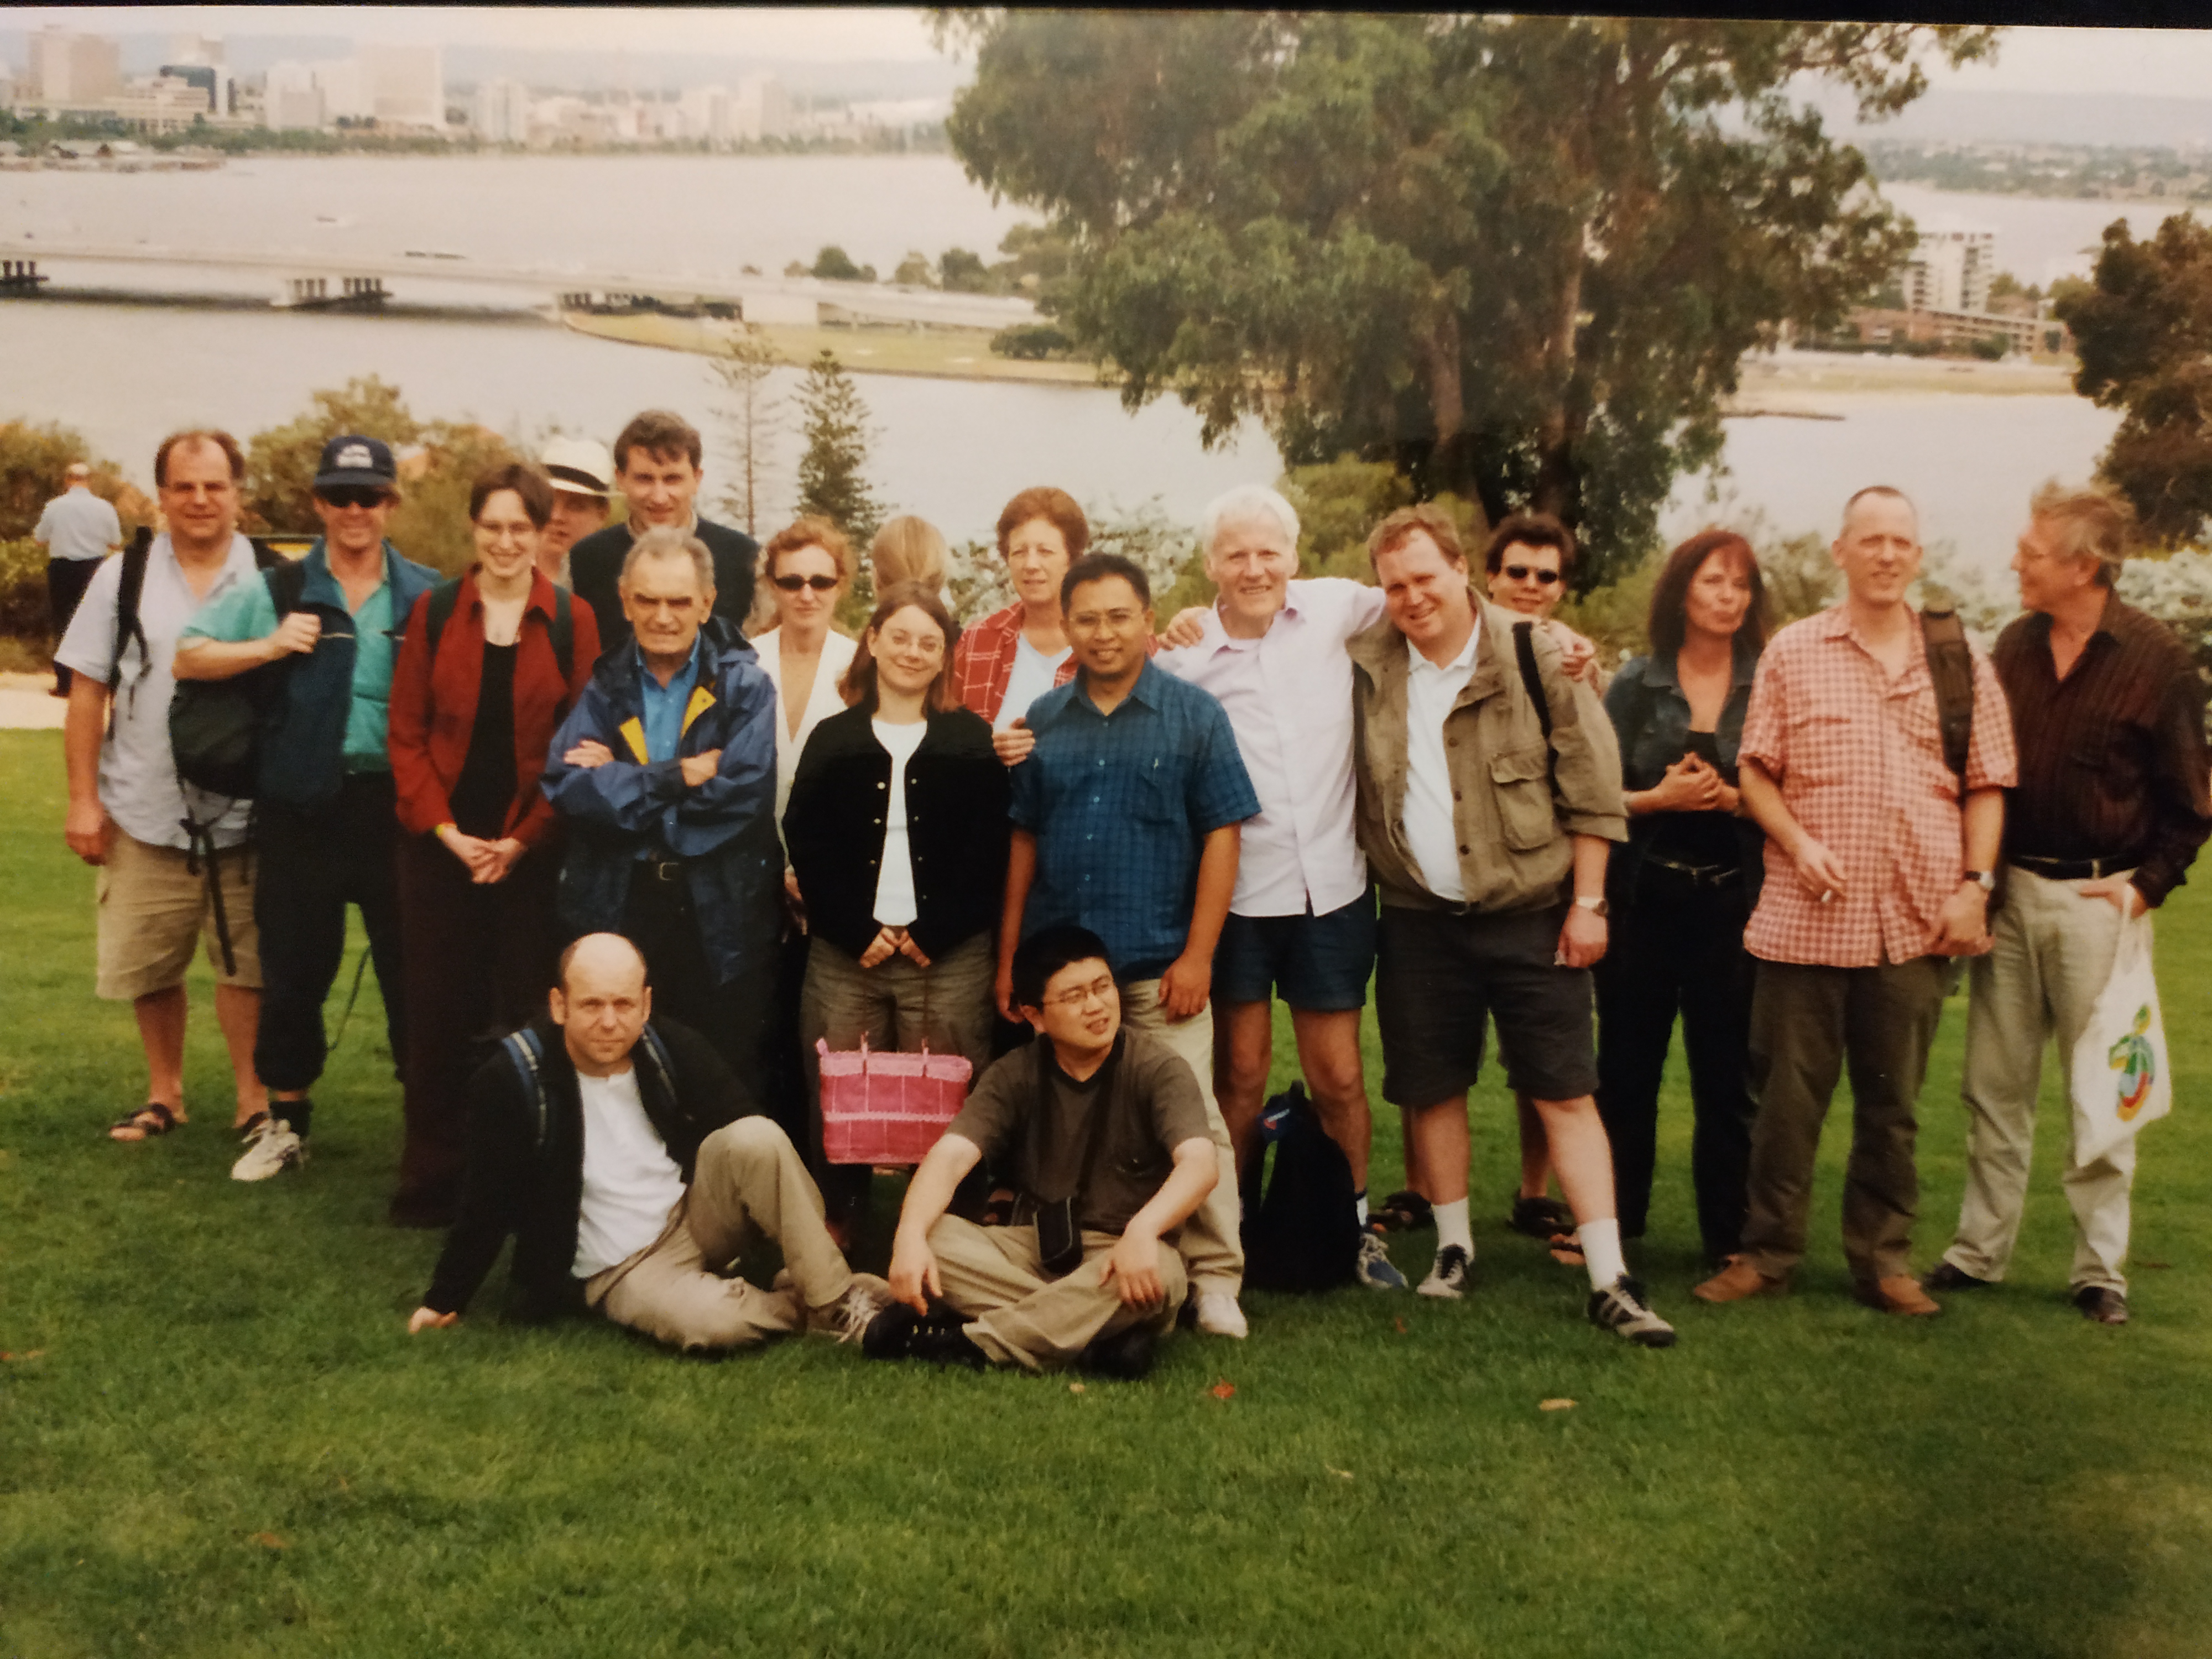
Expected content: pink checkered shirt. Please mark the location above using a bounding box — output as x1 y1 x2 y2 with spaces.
1740 605 2018 968
950 602 1079 722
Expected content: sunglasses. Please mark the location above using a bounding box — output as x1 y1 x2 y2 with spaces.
1502 564 1562 586
319 486 391 510
773 574 840 592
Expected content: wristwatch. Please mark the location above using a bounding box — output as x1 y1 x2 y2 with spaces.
1574 895 1609 917
1964 869 1996 895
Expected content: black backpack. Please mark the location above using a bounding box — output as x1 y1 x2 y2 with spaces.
1238 1083 1361 1293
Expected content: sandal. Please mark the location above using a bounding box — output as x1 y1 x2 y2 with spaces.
1368 1190 1433 1235
109 1103 179 1142
1509 1194 1585 1266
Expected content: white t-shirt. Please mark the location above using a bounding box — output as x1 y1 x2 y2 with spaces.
870 716 928 927
1403 629 1481 904
994 632 1070 731
571 1066 686 1279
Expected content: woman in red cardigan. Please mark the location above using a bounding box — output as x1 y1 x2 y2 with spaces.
386 462 599 1227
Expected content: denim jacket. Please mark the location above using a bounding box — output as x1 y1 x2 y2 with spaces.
1602 638 1766 909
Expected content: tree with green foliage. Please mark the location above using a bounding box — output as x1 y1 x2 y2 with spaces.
707 326 784 538
810 246 875 283
939 247 992 291
2056 215 2212 549
794 351 886 623
893 250 937 287
0 419 145 541
939 12 1995 586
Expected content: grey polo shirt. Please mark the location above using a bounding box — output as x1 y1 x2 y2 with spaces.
34 487 122 562
55 534 260 851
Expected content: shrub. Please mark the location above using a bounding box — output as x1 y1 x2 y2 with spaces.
990 324 1072 360
0 534 51 641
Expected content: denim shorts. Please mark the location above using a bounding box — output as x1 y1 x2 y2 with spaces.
1213 893 1376 1011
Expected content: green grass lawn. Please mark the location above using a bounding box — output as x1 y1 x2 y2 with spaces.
3 724 2208 1658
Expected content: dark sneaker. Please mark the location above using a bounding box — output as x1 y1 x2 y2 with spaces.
861 1303 922 1360
1587 1275 1677 1348
1923 1260 1994 1293
1355 1232 1408 1291
1076 1323 1157 1380
1417 1244 1472 1300
2073 1285 2129 1326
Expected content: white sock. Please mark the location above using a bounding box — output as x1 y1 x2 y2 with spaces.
1354 1190 1369 1227
1434 1198 1473 1257
1578 1218 1626 1289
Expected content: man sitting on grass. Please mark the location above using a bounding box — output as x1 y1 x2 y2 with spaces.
867 925 1219 1380
408 932 888 1351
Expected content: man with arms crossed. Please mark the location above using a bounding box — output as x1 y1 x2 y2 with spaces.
1348 505 1671 1345
567 411 758 660
35 458 122 697
1695 486 2016 1314
997 552 1261 1338
56 431 267 1145
409 933 889 1348
175 435 439 1182
1928 484 2209 1324
1155 483 1405 1290
869 926 1219 1378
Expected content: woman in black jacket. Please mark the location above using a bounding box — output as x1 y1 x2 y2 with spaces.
784 583 1009 1239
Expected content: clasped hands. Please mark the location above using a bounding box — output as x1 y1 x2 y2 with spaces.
858 924 932 969
436 826 525 884
1644 752 1738 816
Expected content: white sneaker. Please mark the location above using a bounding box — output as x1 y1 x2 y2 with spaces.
1193 1291 1248 1339
1417 1244 1473 1299
231 1115 305 1182
812 1274 894 1343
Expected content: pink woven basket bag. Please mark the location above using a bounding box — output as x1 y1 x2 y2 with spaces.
816 1038 973 1166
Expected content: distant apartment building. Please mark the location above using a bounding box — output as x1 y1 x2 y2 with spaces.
1904 216 1997 316
738 75 794 142
362 45 445 129
29 27 121 103
473 77 530 144
162 33 234 115
311 58 373 123
265 61 326 131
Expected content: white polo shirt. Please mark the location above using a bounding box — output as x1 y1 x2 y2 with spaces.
1402 627 1481 905
1155 577 1387 917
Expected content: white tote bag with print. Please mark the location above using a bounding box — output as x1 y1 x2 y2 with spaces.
2071 916 2172 1166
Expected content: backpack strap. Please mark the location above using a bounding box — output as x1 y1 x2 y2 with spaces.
108 526 155 737
1511 619 1555 742
265 555 308 615
1920 604 1975 783
422 577 465 661
502 1025 551 1154
637 1023 679 1117
248 537 284 571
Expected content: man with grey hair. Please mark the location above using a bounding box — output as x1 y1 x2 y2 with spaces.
543 528 782 1098
1155 483 1406 1290
1928 483 2209 1324
35 458 123 697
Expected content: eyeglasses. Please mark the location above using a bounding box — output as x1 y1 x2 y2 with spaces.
773 574 840 593
1502 564 1561 586
1044 975 1117 1010
318 486 391 510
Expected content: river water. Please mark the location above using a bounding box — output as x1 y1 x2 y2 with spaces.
0 154 2154 572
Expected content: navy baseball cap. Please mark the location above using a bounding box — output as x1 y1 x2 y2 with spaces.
313 434 397 492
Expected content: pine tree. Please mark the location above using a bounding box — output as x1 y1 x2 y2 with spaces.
707 325 783 539
794 349 886 625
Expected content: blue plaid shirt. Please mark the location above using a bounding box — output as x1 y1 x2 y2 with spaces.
1009 660 1261 979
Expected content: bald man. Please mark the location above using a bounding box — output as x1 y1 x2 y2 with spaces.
410 933 888 1349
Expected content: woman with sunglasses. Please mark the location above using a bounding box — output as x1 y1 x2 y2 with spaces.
387 460 599 1227
785 584 1009 1243
949 486 1089 764
752 517 861 836
1595 528 1767 1267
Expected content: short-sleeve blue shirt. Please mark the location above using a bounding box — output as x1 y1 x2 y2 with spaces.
1008 659 1261 979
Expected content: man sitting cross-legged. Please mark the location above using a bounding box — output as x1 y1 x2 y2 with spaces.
408 932 888 1350
866 926 1220 1380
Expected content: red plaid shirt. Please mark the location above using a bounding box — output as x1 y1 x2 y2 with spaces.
950 603 1078 723
1741 605 2017 968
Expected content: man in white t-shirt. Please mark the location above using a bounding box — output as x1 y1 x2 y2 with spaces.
1154 484 1405 1291
36 459 124 696
409 933 890 1349
55 431 266 1145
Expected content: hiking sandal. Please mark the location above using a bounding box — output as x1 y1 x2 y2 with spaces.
109 1103 179 1142
1509 1194 1585 1266
1369 1190 1434 1234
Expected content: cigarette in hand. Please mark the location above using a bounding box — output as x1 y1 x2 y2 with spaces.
1818 890 1835 905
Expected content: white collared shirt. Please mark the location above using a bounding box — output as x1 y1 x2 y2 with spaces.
753 625 860 841
1154 577 1386 916
1402 626 1482 904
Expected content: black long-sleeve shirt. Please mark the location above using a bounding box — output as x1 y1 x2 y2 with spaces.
1993 594 2210 908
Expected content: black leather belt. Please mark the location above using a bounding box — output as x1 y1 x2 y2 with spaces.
1645 853 1742 888
2010 853 2132 881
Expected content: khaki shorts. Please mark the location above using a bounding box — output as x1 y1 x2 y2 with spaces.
95 829 262 1000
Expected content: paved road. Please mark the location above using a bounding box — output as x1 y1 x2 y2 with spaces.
0 672 65 729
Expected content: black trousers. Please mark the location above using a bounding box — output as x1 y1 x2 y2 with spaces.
46 558 101 695
1594 865 1756 1259
254 774 407 1128
618 864 771 1110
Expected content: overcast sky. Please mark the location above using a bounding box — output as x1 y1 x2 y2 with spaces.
11 9 2212 96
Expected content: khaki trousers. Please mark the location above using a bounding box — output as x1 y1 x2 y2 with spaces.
1118 978 1243 1298
1947 869 2138 1294
585 1117 854 1352
928 1215 1186 1371
1741 956 1949 1283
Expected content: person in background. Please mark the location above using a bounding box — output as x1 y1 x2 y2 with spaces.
56 431 265 1146
999 551 1260 1338
1347 505 1672 1345
868 926 1219 1379
1694 486 2016 1317
409 933 890 1351
35 458 123 697
566 411 758 659
386 462 600 1229
175 435 439 1182
951 486 1087 764
786 585 1008 1244
1595 529 1768 1269
1152 483 1405 1291
1929 484 2210 1325
869 515 951 597
535 435 615 588
541 528 781 1100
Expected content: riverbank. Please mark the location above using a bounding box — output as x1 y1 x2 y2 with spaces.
1724 347 2075 416
558 309 1102 385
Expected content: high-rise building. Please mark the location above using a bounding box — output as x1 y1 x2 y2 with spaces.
30 27 122 103
361 44 445 129
311 58 372 123
1905 217 1997 316
733 75 793 143
266 61 327 131
680 85 732 144
472 77 530 144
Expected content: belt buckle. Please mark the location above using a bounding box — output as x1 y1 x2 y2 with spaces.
651 857 684 884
